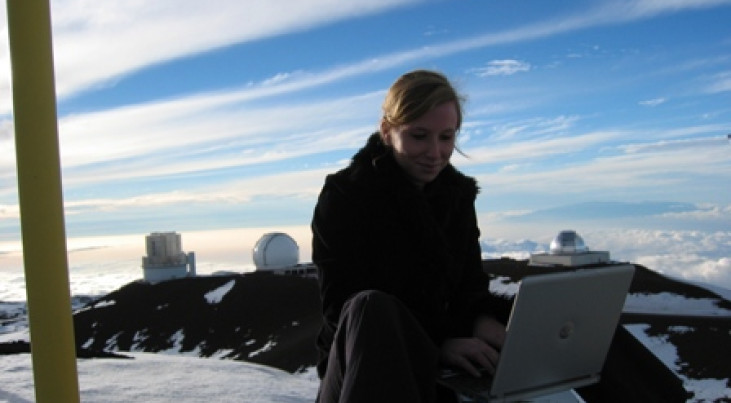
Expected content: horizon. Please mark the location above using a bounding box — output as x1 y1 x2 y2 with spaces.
1 1 730 294
1 225 730 303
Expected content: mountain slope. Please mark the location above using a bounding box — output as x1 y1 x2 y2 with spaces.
6 258 728 401
73 272 322 373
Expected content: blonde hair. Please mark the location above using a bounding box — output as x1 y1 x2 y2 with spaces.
381 70 464 130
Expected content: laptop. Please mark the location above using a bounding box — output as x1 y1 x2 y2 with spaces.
438 264 635 402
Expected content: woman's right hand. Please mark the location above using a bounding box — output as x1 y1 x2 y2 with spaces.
438 337 500 378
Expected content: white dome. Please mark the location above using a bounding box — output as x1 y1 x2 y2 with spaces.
253 232 299 270
549 230 588 254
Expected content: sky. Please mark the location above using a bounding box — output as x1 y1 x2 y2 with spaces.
1 0 731 293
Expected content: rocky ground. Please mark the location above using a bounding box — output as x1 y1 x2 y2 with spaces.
2 258 729 402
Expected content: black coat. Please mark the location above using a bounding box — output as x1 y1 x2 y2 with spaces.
311 133 512 376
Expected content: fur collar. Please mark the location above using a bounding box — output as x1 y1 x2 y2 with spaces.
346 132 479 200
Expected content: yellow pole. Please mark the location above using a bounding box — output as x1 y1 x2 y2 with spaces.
6 1 81 402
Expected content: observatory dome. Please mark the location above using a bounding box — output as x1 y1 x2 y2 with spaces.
549 230 588 254
253 232 299 270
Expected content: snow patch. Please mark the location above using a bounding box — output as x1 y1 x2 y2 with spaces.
248 340 277 358
132 329 150 349
105 332 122 350
0 352 320 402
204 280 236 304
624 292 731 316
94 300 116 308
625 324 731 400
489 275 519 296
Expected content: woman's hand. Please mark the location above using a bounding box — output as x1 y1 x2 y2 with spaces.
473 315 506 351
438 316 506 377
439 337 500 377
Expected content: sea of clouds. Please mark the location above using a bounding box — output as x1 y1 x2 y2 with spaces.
1 225 729 303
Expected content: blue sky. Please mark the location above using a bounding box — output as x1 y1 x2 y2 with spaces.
1 0 730 291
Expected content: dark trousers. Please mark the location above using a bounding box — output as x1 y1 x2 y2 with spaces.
317 290 457 403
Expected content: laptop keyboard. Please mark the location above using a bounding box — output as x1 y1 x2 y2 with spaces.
438 368 494 394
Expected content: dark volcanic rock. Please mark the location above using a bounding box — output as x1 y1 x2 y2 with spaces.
64 258 729 401
73 272 322 373
0 340 30 355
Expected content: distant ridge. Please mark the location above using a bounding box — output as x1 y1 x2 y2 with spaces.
505 201 697 221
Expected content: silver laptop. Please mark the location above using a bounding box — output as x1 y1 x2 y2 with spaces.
439 264 635 402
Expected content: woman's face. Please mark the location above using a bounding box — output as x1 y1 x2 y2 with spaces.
381 101 458 189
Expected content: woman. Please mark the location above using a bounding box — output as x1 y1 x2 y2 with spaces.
311 70 513 402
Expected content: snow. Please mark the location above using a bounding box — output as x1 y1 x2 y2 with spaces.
624 292 731 316
492 277 731 317
625 324 731 401
489 275 521 296
0 352 320 403
204 280 236 304
248 340 277 358
3 321 727 401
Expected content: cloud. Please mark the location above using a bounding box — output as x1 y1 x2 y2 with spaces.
0 120 15 184
639 97 667 107
618 134 728 153
0 203 20 220
467 126 730 199
658 204 731 220
464 129 620 165
479 226 731 291
471 60 531 77
4 0 727 115
476 115 580 141
1 0 412 112
631 253 731 291
593 0 731 21
704 70 731 93
484 201 731 231
70 168 329 219
53 89 381 183
48 0 417 98
511 201 699 221
474 156 674 196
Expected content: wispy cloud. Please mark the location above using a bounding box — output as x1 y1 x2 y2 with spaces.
4 0 726 114
478 115 581 142
41 89 380 188
0 203 20 220
472 130 730 196
705 70 731 93
0 0 416 112
464 129 621 165
610 0 731 19
64 167 329 214
639 97 667 107
471 60 531 77
657 203 731 220
618 135 728 153
50 0 417 98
